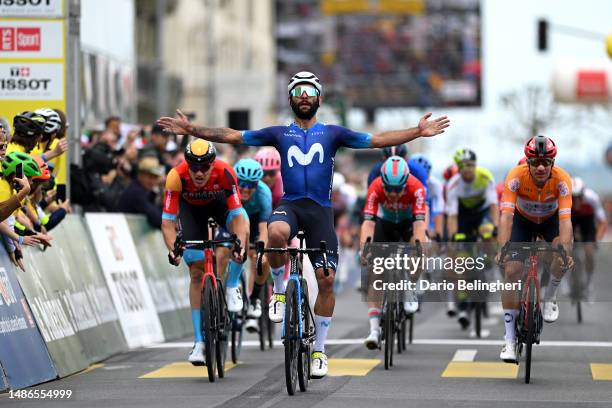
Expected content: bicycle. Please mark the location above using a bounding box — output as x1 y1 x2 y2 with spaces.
569 229 586 324
499 242 570 384
379 240 422 370
248 243 275 351
172 219 242 382
255 232 329 396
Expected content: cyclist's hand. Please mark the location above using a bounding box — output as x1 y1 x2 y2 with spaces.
168 251 181 266
157 109 191 135
232 241 246 263
418 112 450 138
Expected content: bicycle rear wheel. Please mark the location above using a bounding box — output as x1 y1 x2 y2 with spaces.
524 280 536 384
216 279 228 379
202 276 217 382
231 276 246 363
384 301 395 370
474 302 482 338
298 279 310 392
397 308 404 354
284 279 298 395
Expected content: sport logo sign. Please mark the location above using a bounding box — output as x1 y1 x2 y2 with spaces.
0 27 41 51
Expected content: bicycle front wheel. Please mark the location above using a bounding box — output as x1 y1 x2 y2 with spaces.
284 279 298 395
216 279 228 378
298 279 310 392
384 301 395 370
202 275 217 382
524 280 536 384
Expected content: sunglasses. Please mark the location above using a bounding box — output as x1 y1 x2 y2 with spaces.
383 184 404 193
238 180 258 189
188 161 212 173
528 158 554 167
290 85 319 97
263 170 277 178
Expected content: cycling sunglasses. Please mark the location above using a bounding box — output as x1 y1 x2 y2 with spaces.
188 161 212 173
238 180 258 189
383 184 404 193
263 170 277 178
527 158 554 167
290 85 319 97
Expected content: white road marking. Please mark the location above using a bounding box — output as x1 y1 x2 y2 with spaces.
147 339 612 349
451 349 477 362
468 329 491 338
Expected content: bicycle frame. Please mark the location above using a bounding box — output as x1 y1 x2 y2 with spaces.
522 253 542 333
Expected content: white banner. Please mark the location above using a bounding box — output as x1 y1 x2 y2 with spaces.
85 213 164 348
0 0 64 18
0 20 64 59
0 62 63 100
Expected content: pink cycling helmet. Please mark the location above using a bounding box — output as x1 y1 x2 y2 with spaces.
255 148 281 171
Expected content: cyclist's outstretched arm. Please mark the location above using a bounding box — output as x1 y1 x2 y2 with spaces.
161 219 177 252
497 212 513 246
157 109 243 144
370 113 449 147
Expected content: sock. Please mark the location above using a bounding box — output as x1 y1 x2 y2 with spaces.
503 309 518 342
192 308 203 342
226 260 243 289
250 282 263 303
271 266 286 293
368 308 381 332
544 276 562 301
314 315 332 353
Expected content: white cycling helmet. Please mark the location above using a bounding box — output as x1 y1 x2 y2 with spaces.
571 177 584 197
288 71 322 95
35 108 62 135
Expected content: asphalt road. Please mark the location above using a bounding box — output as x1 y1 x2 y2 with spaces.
3 265 612 408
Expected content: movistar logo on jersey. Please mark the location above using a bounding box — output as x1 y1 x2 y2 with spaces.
287 143 324 167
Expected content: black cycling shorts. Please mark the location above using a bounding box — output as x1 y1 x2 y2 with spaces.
457 206 489 239
178 199 229 242
268 198 338 271
572 215 596 242
373 218 413 243
509 211 559 243
248 212 261 244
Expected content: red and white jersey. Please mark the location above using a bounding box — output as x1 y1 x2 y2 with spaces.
572 188 606 222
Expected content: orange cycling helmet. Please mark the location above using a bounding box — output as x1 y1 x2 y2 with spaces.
524 135 557 159
33 156 51 180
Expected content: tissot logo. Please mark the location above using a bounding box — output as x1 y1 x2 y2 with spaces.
287 143 324 167
1 66 52 91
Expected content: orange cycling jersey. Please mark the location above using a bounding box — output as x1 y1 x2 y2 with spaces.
500 164 572 223
162 160 241 219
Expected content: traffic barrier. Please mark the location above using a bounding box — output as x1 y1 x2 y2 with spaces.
84 213 165 348
125 215 192 340
0 244 57 389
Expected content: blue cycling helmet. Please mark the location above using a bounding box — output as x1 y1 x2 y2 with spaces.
409 153 432 175
234 158 263 182
380 156 410 186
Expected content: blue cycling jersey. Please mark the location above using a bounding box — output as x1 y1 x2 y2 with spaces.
242 180 272 221
367 160 429 194
242 122 372 207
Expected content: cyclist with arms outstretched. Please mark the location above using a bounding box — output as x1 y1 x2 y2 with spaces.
158 71 449 378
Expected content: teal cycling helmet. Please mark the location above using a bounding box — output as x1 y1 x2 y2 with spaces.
234 158 264 182
409 153 432 175
380 156 410 186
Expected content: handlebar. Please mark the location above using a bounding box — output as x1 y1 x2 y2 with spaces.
498 242 571 269
255 239 330 277
169 232 243 265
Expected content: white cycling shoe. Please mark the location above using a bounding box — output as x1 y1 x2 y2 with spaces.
500 340 517 364
404 291 419 314
245 318 259 333
226 287 243 313
364 329 380 350
311 351 328 378
188 342 205 366
543 300 559 323
269 293 286 323
247 299 262 319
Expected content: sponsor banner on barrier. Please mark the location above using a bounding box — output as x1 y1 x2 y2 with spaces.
0 19 64 59
125 215 192 339
0 0 64 18
0 62 64 100
0 246 57 390
85 213 164 348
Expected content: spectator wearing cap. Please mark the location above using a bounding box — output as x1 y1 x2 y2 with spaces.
140 124 171 169
116 156 164 228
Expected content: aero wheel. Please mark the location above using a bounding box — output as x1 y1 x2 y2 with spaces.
284 279 298 395
298 279 310 392
408 313 414 345
231 276 247 363
397 308 404 354
216 280 228 378
384 302 395 370
202 275 217 382
524 280 536 384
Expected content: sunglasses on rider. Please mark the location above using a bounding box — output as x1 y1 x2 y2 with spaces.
263 170 277 178
188 161 212 173
238 180 258 189
383 184 404 193
290 85 319 98
527 158 554 167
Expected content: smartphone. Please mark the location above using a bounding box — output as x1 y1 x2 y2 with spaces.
15 163 23 179
56 184 66 203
